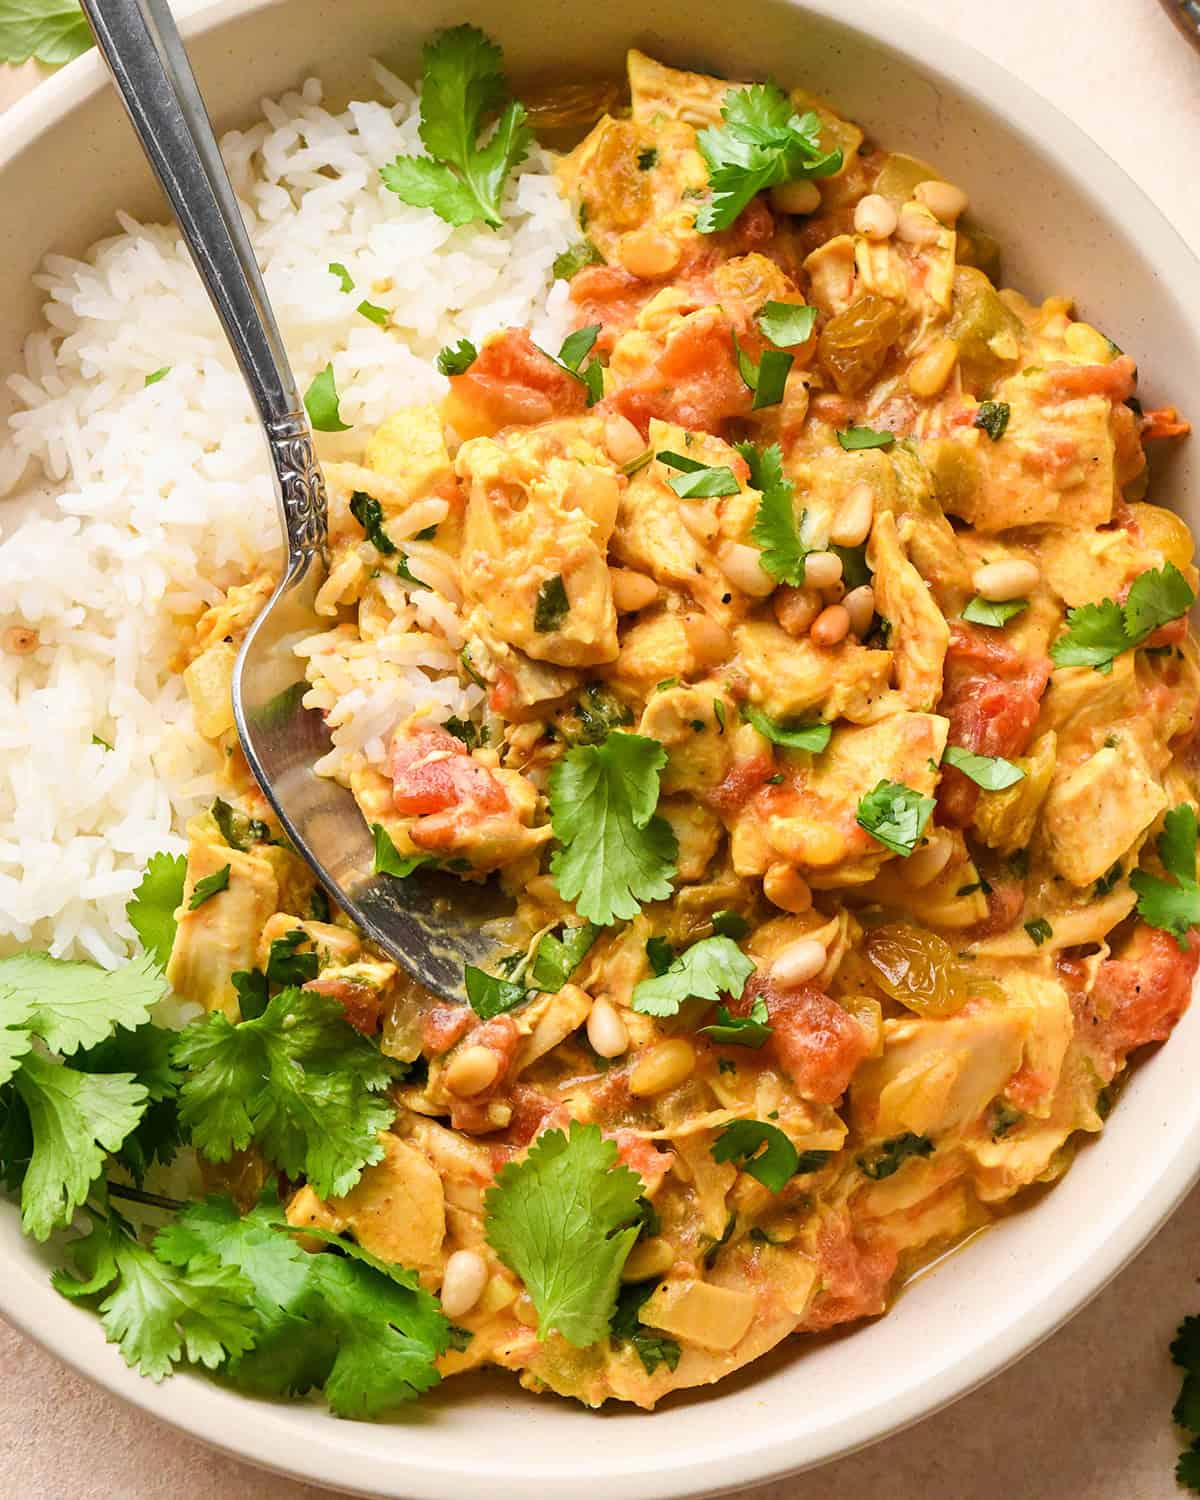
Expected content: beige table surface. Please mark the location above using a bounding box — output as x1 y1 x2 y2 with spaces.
2 0 1200 1495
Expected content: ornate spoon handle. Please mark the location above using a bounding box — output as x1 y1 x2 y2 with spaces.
80 0 327 564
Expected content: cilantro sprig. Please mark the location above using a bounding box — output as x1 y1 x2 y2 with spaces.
856 780 936 857
738 440 812 586
743 703 832 753
631 936 755 1018
548 732 678 926
695 84 842 233
1050 563 1194 673
484 1122 644 1345
1130 804 1200 949
711 1119 800 1192
381 26 532 230
942 745 1025 791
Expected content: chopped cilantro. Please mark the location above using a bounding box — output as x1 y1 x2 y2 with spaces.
962 595 1028 628
610 1279 680 1373
857 1132 933 1180
837 425 895 451
856 780 935 857
636 147 658 170
738 440 812 586
533 575 570 633
303 363 351 433
371 824 430 879
656 450 741 499
941 745 1025 790
743 703 831 753
357 300 389 326
631 936 754 1019
126 852 186 969
436 338 477 376
464 964 527 1020
711 1119 799 1193
711 910 750 940
974 400 1011 441
698 996 772 1048
529 923 599 991
754 301 817 347
143 367 170 387
328 261 354 293
1024 917 1053 947
552 240 604 280
1130 804 1200 948
188 865 230 911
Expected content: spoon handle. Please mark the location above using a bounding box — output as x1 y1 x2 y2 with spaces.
80 0 327 563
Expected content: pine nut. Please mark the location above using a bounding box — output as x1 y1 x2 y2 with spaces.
683 613 734 669
444 1044 500 1097
609 567 658 613
763 863 813 913
810 603 850 647
773 586 822 638
679 500 719 543
803 551 843 591
604 413 646 467
3 626 38 655
972 559 1040 600
830 482 875 547
914 179 969 224
908 337 959 398
770 179 821 215
440 1249 488 1318
621 1236 675 1282
853 193 898 240
629 1038 696 1097
896 204 941 246
843 584 876 637
907 827 955 888
587 997 629 1058
717 541 776 598
771 937 827 987
619 228 681 279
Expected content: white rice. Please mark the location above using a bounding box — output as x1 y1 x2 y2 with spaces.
0 65 575 963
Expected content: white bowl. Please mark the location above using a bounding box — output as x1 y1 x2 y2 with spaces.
2 1 1199 1495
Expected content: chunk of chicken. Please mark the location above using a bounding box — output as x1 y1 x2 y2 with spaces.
734 620 894 725
867 509 949 711
637 684 736 795
1040 735 1166 887
457 420 620 668
364 403 456 508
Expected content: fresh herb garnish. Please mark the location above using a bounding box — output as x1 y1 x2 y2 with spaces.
349 491 397 555
711 910 750 940
695 84 842 233
636 147 658 170
837 425 895 451
857 1132 933 1180
0 0 92 65
645 937 677 977
698 996 772 1048
371 824 430 879
304 364 351 433
211 798 270 852
631 936 755 1018
656 450 741 499
126 852 186 970
942 745 1025 791
1024 917 1053 947
328 261 354 292
484 1121 643 1345
436 338 478 376
1050 563 1195 673
529 923 599 991
1130 804 1200 949
380 25 531 230
188 865 230 911
742 704 831 753
464 964 527 1020
856 780 936 857
357 300 389 326
734 333 793 410
533 575 570 633
144 367 170 387
754 301 817 347
962 595 1028 628
974 400 1011 441
547 732 678 925
711 1119 800 1193
552 240 604 280
739 440 811 585
610 1279 680 1373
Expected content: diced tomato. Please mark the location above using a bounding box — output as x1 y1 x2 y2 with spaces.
612 1130 675 1195
389 727 508 818
1045 354 1137 403
1004 1062 1055 1112
702 748 774 816
1091 922 1200 1059
445 327 586 434
422 1003 474 1055
1141 406 1191 441
733 972 870 1105
495 1084 558 1147
937 626 1051 827
798 1211 898 1332
968 880 1026 940
719 196 775 256
303 976 383 1034
570 265 660 351
606 308 752 436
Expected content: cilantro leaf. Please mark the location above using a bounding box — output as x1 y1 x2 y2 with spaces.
211 798 270 852
961 595 1028 628
328 261 354 293
610 1279 680 1373
553 239 604 280
1130 804 1200 948
533 574 570 633
529 923 599 991
557 324 600 372
55 1208 258 1382
698 995 772 1047
74 1023 183 1182
172 987 395 1199
143 367 170 387
380 25 531 231
739 440 811 585
754 301 817 347
733 334 793 410
857 1132 933 1180
1024 916 1054 947
942 745 1025 790
1173 1316 1200 1370
371 823 430 879
264 929 319 988
631 935 754 1018
188 864 230 910
548 732 677 925
1177 1443 1200 1493
656 450 741 498
1051 564 1195 672
13 1053 148 1240
856 780 936 857
1179 1374 1200 1435
436 338 477 376
645 936 677 976
711 1118 799 1192
711 910 750 940
974 400 1011 441
742 703 831 753
484 1121 643 1345
465 964 527 1020
303 363 352 433
0 0 93 65
357 300 389 326
0 952 165 1056
349 490 397 554
695 85 842 233
126 851 186 968
837 425 895 451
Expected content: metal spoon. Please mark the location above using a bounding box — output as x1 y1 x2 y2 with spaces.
82 0 510 1000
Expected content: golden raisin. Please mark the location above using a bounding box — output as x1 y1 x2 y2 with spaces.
817 294 903 395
